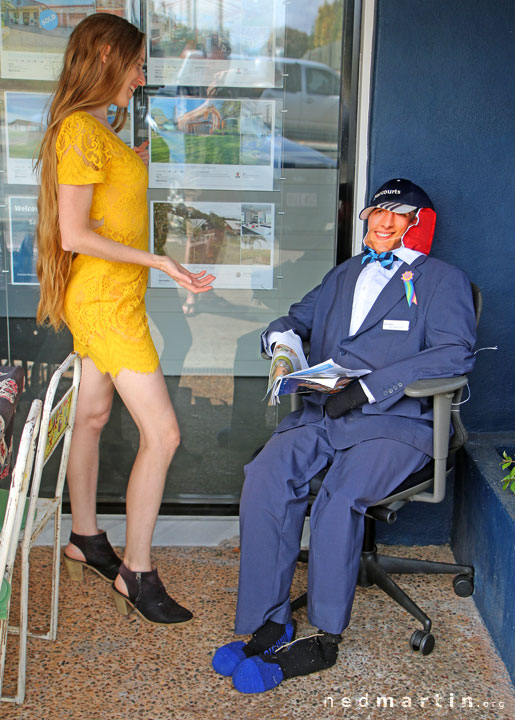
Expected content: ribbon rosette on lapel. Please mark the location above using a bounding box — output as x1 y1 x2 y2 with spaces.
401 270 417 307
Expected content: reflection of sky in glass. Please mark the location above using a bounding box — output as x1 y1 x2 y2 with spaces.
242 0 275 27
6 93 50 124
153 0 242 31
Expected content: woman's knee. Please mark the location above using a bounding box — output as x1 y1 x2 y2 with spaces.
143 420 180 460
80 404 112 434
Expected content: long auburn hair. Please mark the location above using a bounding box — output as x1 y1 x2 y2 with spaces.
36 13 145 330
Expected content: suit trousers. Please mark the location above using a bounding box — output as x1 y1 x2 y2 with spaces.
235 419 430 636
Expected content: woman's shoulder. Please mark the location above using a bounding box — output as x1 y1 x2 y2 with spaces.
56 111 112 174
58 110 104 137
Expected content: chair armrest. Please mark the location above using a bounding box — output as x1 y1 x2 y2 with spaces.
403 376 468 504
404 376 468 397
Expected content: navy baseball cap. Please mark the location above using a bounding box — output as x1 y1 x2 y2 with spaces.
360 178 434 220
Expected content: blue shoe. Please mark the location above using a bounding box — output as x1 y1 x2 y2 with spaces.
211 641 247 677
232 631 341 694
233 656 284 693
212 619 295 677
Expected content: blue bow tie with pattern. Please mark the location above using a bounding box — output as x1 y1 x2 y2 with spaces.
361 245 396 269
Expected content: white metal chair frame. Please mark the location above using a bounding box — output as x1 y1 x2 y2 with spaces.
1 352 81 704
0 399 42 703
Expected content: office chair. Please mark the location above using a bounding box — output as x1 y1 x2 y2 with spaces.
291 284 482 656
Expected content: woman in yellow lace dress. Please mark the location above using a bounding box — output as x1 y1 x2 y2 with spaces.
36 14 214 625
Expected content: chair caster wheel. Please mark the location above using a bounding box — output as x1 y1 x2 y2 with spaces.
410 629 435 655
453 574 474 597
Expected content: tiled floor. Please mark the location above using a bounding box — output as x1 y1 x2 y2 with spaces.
1 544 513 720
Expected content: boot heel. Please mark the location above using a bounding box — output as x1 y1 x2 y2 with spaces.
63 555 84 582
111 588 132 616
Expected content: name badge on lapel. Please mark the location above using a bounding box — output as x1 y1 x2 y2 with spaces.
383 319 410 331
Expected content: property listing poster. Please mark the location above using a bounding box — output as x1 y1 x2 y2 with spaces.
4 91 50 185
108 101 135 147
3 93 135 186
148 96 276 190
0 1 134 81
147 0 285 87
8 196 38 285
150 200 274 289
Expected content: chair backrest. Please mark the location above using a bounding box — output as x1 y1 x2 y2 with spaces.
448 283 482 454
0 399 42 615
22 353 81 541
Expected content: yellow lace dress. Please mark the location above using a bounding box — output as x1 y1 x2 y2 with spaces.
57 111 159 376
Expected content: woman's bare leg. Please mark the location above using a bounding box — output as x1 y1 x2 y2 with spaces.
64 357 115 561
111 365 180 594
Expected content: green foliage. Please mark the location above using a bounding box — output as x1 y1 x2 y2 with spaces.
313 0 343 48
285 27 311 58
500 451 515 493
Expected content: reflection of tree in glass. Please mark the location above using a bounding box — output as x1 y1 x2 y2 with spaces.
153 202 170 255
314 0 343 47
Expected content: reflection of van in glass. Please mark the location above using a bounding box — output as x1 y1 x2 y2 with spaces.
261 58 341 144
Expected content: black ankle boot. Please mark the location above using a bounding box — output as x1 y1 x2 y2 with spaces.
63 530 122 582
111 563 193 625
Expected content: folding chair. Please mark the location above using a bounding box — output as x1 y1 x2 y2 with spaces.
17 352 81 703
0 399 42 703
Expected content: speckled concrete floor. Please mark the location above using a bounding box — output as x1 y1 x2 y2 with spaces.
1 544 513 720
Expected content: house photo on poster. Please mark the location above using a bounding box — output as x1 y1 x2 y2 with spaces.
3 93 134 187
0 1 133 81
148 96 276 190
147 0 284 87
149 200 274 289
8 196 38 285
4 91 50 185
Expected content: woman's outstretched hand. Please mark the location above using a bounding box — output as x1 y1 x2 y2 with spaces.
157 255 215 293
134 140 150 166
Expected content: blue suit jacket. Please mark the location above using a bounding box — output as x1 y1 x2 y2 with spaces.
266 254 477 455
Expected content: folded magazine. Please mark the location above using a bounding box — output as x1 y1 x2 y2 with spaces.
266 331 370 405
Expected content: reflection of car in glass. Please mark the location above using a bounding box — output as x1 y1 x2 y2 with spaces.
277 136 336 169
210 58 341 147
262 58 341 144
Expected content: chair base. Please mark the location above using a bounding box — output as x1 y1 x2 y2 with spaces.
356 546 474 633
292 538 474 653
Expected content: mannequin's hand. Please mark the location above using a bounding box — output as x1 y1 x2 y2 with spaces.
325 381 368 418
156 255 215 293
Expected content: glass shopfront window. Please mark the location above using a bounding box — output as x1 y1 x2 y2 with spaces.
0 1 359 510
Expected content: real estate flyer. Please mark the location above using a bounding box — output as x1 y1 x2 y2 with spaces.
8 196 38 285
146 0 284 87
0 2 133 81
4 93 134 186
150 200 274 289
4 91 50 185
148 96 276 191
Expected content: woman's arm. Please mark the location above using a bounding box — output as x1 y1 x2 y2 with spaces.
58 183 214 293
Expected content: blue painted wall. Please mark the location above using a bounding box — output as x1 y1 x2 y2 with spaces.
368 0 515 431
452 436 515 683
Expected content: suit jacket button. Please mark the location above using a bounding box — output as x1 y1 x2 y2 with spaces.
388 389 393 394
